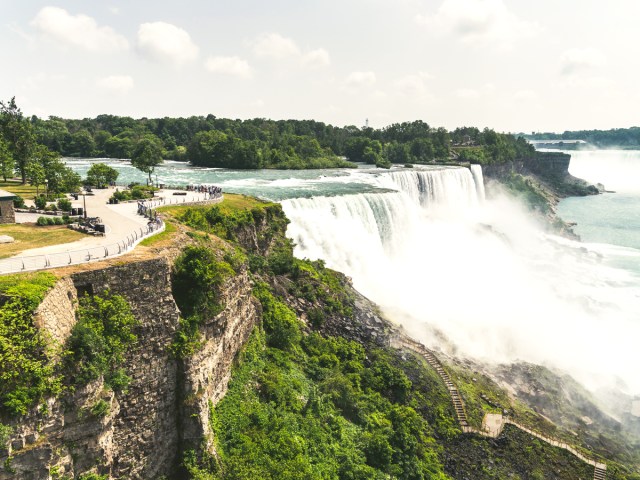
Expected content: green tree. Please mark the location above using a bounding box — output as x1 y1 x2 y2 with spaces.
131 135 164 184
86 162 119 188
68 129 96 157
0 134 15 181
0 97 36 183
25 161 46 195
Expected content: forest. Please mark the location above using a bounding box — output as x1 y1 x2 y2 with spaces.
1 96 535 175
526 126 640 149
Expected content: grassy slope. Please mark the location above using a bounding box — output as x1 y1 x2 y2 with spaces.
0 224 84 258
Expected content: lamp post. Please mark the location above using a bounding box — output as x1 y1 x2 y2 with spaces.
82 191 87 219
44 179 48 197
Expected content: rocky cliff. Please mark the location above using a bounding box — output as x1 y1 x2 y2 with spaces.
0 254 259 479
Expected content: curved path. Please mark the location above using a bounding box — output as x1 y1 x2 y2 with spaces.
394 336 607 480
0 187 220 274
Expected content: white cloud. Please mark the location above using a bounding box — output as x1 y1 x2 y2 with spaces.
96 75 134 94
205 56 252 78
560 48 606 75
31 6 128 52
394 72 433 97
253 33 300 59
109 7 120 15
416 0 538 46
301 48 331 69
456 88 480 99
137 22 199 66
345 71 377 88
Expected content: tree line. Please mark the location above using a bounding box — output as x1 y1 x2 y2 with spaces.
2 96 536 184
525 127 640 149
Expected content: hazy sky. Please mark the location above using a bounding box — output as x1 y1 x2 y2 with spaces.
2 0 639 132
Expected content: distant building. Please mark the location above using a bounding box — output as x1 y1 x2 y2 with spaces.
0 189 17 224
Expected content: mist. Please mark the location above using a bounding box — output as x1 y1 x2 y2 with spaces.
282 166 640 395
568 149 640 193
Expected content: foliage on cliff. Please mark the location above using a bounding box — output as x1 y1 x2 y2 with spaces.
0 274 138 417
202 286 451 480
0 272 59 416
66 291 138 392
171 245 235 357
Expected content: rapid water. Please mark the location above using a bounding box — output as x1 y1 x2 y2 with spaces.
65 157 640 394
283 166 640 395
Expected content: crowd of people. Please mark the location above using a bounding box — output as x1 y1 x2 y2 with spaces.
186 184 223 199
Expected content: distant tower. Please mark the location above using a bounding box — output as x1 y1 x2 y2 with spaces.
365 118 369 128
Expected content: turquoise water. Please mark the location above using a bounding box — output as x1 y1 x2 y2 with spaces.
557 150 640 274
65 158 390 201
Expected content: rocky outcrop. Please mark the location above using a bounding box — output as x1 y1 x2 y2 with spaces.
179 264 260 458
1 255 259 479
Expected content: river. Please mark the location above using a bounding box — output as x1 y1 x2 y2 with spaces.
65 156 640 396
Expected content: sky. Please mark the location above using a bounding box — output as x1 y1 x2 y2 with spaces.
2 0 639 132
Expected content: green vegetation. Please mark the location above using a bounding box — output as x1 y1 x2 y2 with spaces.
170 245 235 357
66 291 138 392
208 299 451 479
0 223 83 258
85 162 119 188
499 172 551 213
24 111 535 170
526 126 640 149
109 184 157 203
0 97 80 194
0 272 60 416
138 220 177 247
131 135 164 183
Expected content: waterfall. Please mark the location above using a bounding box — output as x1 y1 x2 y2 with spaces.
376 167 480 210
281 163 640 394
470 164 486 202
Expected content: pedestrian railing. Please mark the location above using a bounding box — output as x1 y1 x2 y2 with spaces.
0 221 165 275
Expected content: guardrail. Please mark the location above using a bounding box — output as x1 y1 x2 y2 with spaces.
0 221 165 275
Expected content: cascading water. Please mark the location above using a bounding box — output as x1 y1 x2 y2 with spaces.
282 165 640 394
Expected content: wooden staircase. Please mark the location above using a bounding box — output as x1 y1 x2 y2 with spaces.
594 466 607 480
393 335 607 480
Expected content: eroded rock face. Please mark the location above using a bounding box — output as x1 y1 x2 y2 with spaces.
0 255 261 479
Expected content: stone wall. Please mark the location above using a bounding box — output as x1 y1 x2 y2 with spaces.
180 264 261 456
0 199 15 224
33 277 77 346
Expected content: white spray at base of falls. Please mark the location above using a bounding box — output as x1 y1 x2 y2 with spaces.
282 166 640 394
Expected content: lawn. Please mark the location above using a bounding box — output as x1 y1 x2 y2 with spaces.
0 224 84 258
158 193 272 218
0 180 39 198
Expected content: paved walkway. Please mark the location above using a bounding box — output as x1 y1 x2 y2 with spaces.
1 187 218 274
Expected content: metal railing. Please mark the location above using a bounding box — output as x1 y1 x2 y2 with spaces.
0 221 165 275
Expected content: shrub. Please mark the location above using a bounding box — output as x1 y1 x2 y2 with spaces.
34 195 47 210
66 291 138 391
90 399 110 417
57 198 72 212
36 216 48 226
53 217 64 225
0 273 60 416
12 195 25 209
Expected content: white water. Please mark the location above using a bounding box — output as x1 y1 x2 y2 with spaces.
283 166 640 394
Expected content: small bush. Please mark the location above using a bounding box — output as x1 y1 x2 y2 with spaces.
12 195 26 209
53 217 64 225
36 216 48 226
34 195 47 210
66 291 138 391
57 198 72 212
90 399 110 418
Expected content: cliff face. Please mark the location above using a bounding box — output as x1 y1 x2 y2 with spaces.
1 256 259 479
